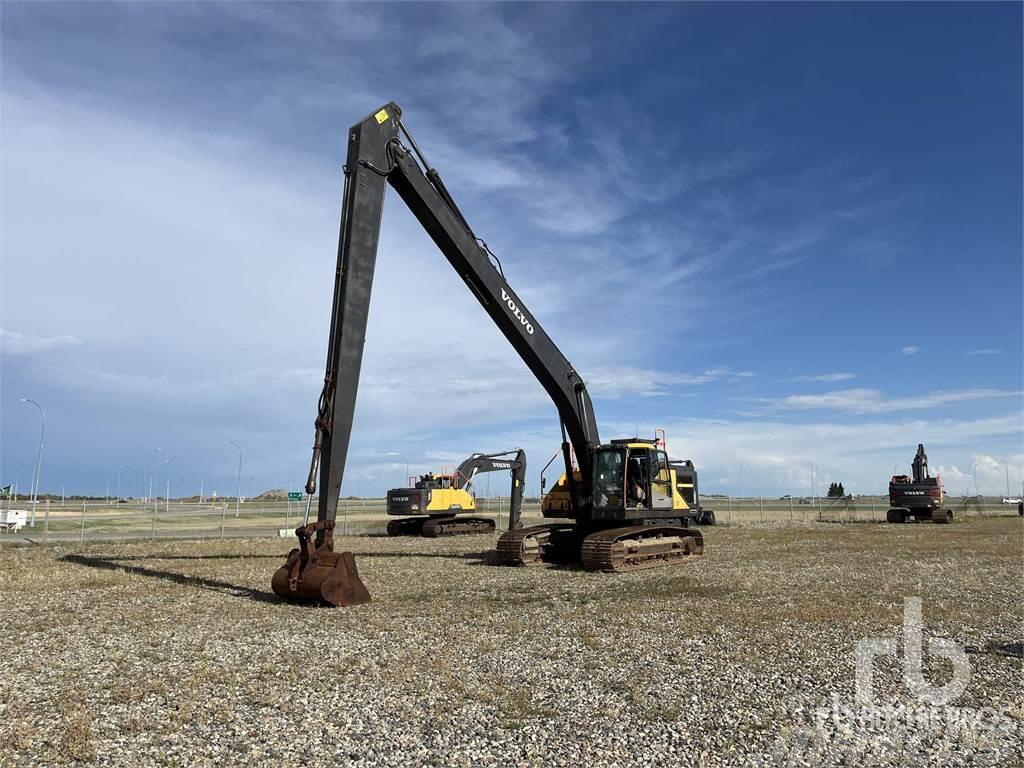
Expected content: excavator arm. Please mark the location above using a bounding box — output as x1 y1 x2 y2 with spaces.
272 102 598 605
454 449 528 530
308 102 597 525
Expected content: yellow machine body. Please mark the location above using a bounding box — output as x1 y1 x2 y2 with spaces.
541 441 692 518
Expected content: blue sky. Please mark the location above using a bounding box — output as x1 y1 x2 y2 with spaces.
1 2 1021 499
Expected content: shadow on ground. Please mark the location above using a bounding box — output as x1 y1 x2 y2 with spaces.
966 640 1024 659
60 553 281 604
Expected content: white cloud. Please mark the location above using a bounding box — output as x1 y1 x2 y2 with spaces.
585 366 752 398
0 329 80 355
901 346 920 355
936 452 1024 495
968 349 1001 355
748 387 1019 415
608 412 1024 495
787 372 856 383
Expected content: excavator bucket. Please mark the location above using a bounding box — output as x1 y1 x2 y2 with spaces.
271 521 370 607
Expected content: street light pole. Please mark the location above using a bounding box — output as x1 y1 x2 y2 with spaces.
156 458 173 514
999 459 1010 498
20 398 45 525
62 464 74 505
739 464 744 499
226 441 242 518
387 452 410 486
116 461 131 503
971 463 979 497
142 448 161 504
165 456 178 513
807 461 815 501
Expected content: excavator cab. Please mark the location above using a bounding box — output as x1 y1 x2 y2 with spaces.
592 440 675 519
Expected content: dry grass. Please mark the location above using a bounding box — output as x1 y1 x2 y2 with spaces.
0 517 1020 767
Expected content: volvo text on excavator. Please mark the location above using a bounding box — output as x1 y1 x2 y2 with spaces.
386 449 526 537
886 443 953 524
271 102 704 605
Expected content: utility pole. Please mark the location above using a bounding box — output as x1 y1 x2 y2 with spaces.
999 459 1010 498
20 398 45 526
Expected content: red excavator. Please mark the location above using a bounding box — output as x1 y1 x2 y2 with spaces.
886 444 953 524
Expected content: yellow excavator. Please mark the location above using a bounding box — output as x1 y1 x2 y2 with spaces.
271 102 704 606
386 449 526 537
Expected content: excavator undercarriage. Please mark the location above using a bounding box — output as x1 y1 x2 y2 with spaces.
497 523 704 572
386 515 496 538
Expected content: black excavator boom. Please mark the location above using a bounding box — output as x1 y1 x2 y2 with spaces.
272 104 598 604
271 102 707 600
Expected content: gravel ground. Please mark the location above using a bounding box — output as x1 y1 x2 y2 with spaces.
1 517 1020 767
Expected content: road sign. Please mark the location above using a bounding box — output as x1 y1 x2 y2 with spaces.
288 492 302 502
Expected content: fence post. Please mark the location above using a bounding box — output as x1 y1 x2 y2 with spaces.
43 500 50 544
343 498 349 536
285 500 290 533
870 496 875 521
151 502 157 540
220 503 226 539
727 496 732 525
80 501 86 544
759 496 763 523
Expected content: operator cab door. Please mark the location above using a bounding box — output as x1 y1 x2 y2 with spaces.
626 447 674 511
649 449 674 510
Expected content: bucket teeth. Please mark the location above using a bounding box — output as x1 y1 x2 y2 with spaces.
271 521 371 607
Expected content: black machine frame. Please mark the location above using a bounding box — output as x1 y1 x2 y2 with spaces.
302 102 694 546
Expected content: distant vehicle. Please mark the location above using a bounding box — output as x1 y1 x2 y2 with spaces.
0 509 27 532
1001 497 1022 505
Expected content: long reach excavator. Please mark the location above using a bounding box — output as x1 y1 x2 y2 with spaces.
271 102 703 606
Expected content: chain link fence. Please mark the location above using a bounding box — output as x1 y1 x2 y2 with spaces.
1 494 1018 544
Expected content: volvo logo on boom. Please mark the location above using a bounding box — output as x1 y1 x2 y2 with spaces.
501 289 534 335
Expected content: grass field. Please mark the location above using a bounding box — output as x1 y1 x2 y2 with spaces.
0 517 1020 767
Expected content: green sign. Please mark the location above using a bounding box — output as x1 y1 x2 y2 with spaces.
288 492 302 502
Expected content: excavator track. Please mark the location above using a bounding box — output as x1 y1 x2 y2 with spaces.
496 524 577 566
386 517 428 537
421 516 496 538
580 525 704 573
